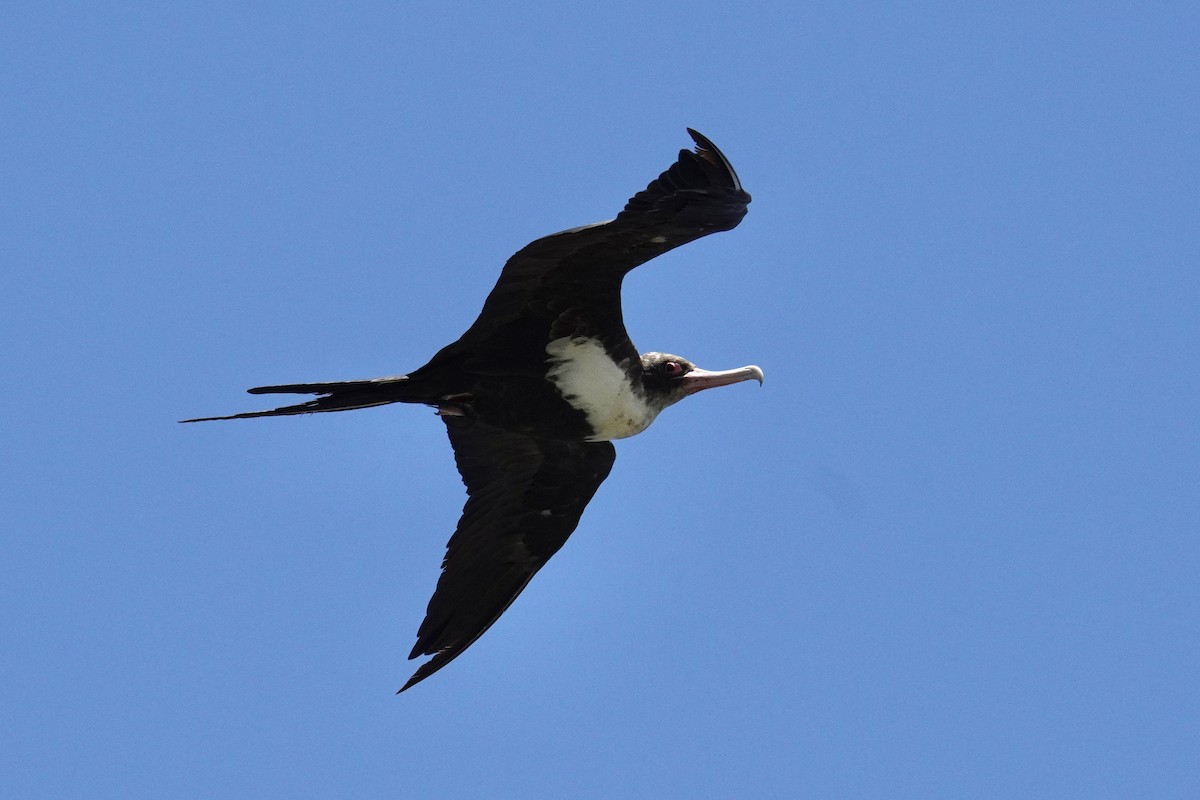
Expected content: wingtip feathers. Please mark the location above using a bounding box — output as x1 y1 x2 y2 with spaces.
684 127 743 192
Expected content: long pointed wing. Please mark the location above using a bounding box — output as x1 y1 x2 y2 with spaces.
400 416 616 691
418 129 751 375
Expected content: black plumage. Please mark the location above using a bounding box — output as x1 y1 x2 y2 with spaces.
184 129 761 691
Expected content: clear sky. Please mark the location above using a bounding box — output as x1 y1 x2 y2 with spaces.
3 3 1197 797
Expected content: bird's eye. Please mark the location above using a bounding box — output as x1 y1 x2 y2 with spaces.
663 361 685 378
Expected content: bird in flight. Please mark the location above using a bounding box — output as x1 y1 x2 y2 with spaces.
184 129 762 691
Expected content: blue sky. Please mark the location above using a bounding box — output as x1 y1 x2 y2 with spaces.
3 3 1197 797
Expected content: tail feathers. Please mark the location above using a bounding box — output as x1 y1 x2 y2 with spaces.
246 375 407 395
180 375 418 423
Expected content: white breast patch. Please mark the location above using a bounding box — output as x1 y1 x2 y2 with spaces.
545 336 658 441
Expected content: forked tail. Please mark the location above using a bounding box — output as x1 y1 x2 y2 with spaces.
180 375 421 422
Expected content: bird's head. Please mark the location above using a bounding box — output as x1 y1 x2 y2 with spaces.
639 352 764 410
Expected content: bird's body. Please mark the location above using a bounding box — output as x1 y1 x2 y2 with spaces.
184 130 761 691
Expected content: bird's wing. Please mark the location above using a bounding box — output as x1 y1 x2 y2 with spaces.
400 416 617 691
419 129 751 373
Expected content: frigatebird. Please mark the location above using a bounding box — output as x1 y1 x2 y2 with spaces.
184 129 762 691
